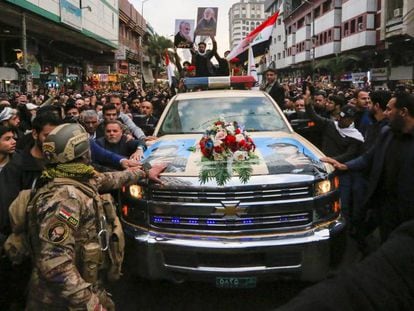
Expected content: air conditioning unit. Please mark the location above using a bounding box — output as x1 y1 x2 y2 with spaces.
394 8 403 18
357 23 364 31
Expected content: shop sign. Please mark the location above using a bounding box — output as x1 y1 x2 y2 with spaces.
99 74 108 82
115 45 126 60
118 61 129 74
371 67 387 81
95 66 110 74
60 0 82 30
108 74 118 82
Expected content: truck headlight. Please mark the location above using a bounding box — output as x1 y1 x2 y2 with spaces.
315 180 332 196
129 185 144 199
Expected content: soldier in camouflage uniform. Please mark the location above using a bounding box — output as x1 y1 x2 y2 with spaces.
26 123 164 310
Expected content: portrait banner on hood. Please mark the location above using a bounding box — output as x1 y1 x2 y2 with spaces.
194 7 218 37
174 19 195 48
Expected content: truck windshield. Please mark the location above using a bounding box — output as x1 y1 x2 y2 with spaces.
159 96 290 135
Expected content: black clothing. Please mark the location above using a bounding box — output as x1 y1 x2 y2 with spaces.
276 219 414 311
0 148 43 235
16 131 34 151
265 83 285 110
305 103 363 162
214 55 230 76
133 114 159 136
191 40 217 77
174 32 193 48
363 118 388 152
354 108 372 136
346 126 414 240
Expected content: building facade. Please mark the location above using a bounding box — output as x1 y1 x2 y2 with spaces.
229 0 268 50
0 0 119 92
118 0 150 85
265 0 414 85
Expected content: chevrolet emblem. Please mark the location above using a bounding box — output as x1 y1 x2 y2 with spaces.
213 200 246 217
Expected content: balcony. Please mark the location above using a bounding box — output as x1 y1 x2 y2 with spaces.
341 30 376 52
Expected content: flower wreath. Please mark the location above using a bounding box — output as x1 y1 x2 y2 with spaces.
191 119 259 186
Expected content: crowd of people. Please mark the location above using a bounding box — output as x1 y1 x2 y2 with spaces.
1 48 414 308
0 85 171 310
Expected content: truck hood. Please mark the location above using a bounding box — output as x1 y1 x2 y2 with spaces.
143 132 328 178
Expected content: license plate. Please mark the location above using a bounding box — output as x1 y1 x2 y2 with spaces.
215 277 257 288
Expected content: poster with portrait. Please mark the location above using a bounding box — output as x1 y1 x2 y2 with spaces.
174 19 195 48
194 7 218 37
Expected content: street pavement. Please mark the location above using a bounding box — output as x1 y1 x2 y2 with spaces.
110 233 380 311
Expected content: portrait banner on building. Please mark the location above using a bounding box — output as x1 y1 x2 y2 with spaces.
174 19 195 48
194 7 218 37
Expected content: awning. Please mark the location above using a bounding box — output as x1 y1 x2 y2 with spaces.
142 65 154 83
0 67 18 80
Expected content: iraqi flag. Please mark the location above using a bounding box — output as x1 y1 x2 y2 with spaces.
165 51 175 87
226 11 279 63
247 45 258 83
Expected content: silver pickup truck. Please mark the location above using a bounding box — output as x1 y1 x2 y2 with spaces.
120 89 345 288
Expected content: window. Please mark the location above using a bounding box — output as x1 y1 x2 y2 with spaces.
314 7 320 18
297 18 304 29
278 35 281 41
278 53 281 60
350 19 356 33
344 22 349 36
322 0 332 14
283 50 285 58
278 19 282 25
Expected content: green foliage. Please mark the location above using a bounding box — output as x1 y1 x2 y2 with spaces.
146 34 173 80
199 155 260 186
314 54 362 82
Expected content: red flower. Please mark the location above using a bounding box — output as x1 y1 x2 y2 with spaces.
214 146 224 153
230 57 240 64
235 128 241 134
224 135 236 147
238 139 247 148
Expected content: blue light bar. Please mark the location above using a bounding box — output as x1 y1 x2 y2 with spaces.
183 76 256 90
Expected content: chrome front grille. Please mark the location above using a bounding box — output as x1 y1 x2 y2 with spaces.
151 185 311 203
149 184 313 232
151 211 312 231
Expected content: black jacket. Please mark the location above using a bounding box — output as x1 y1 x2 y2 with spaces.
346 126 414 225
276 219 414 311
305 103 363 162
0 148 44 234
267 83 285 109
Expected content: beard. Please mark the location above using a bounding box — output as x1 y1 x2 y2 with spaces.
389 114 405 134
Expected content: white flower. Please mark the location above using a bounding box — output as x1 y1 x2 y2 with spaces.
225 125 235 135
235 134 244 142
213 139 223 147
233 150 248 162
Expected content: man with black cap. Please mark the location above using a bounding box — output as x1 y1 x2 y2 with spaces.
260 68 285 109
304 90 364 223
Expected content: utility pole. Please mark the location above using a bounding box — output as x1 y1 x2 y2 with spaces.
140 0 150 90
22 12 29 92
